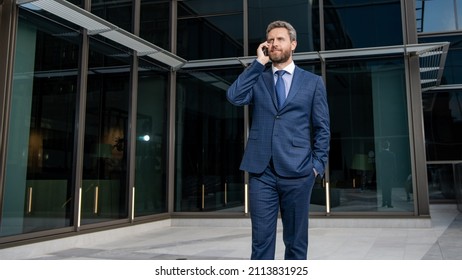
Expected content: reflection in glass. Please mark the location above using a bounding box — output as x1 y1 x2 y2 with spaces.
91 0 133 32
422 90 462 161
427 164 456 201
326 57 413 212
134 60 169 216
80 38 131 224
324 0 402 50
140 0 170 51
1 10 79 236
455 163 462 211
177 0 243 60
248 0 319 53
417 0 458 33
459 0 462 30
175 67 245 212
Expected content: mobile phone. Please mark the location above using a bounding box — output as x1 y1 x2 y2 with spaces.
262 46 268 56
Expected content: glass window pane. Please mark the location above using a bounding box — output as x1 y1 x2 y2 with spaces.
92 0 133 32
140 0 170 51
134 59 169 216
423 90 462 161
326 56 414 212
80 37 131 225
178 0 242 16
459 0 462 30
417 0 457 33
175 67 245 212
248 0 320 53
177 0 243 60
1 10 79 236
427 164 457 201
324 0 402 50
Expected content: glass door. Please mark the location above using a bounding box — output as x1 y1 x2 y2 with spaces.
325 56 414 213
80 37 131 225
175 67 245 212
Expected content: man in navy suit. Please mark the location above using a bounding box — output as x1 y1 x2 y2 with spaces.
227 21 330 260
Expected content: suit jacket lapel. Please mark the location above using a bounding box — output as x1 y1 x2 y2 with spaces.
282 66 302 109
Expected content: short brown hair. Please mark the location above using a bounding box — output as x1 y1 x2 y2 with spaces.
266 20 297 42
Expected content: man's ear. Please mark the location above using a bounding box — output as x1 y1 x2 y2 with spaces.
291 40 297 52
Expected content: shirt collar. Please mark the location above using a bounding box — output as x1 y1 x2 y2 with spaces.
272 61 295 75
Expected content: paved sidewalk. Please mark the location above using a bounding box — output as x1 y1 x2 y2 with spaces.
0 204 460 260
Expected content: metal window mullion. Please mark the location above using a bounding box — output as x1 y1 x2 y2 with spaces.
71 0 91 231
167 0 178 214
127 0 140 222
72 28 89 230
0 0 19 226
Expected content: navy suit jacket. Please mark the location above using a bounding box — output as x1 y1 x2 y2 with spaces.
227 60 330 178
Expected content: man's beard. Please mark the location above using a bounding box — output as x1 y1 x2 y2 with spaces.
270 48 292 64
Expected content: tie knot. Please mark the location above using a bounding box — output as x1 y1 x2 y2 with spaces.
276 70 286 77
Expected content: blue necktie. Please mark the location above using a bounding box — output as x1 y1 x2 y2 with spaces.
275 70 286 109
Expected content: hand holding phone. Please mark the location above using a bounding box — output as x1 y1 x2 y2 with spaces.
257 42 270 64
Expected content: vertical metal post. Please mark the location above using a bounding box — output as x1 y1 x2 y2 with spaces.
0 0 19 226
72 0 91 231
167 0 178 214
127 0 140 223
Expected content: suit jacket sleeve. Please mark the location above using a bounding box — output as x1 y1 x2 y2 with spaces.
227 60 266 106
311 76 330 177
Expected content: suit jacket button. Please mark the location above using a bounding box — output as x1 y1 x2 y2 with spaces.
275 115 280 119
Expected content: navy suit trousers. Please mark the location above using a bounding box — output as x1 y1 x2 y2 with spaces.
249 165 315 260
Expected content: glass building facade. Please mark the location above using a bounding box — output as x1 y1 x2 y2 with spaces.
0 0 458 245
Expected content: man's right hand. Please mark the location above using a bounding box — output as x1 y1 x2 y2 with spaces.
256 42 270 65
